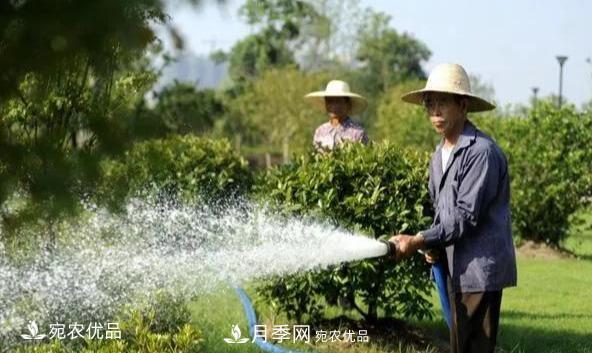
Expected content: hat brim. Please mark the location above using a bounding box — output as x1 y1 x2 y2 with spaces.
304 92 368 115
401 88 495 113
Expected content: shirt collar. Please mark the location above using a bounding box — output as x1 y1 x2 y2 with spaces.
436 120 477 154
340 117 353 127
328 117 352 130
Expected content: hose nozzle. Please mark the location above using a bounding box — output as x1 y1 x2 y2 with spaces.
379 239 398 260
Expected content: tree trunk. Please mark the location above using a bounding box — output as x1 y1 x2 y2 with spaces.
282 136 290 164
265 152 272 169
234 134 241 154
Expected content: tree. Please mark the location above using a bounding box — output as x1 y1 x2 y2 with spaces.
582 98 592 112
212 29 296 85
469 74 496 104
211 0 321 86
239 0 319 36
0 0 217 241
229 67 330 153
0 54 159 239
356 11 431 94
474 103 592 246
152 82 224 135
297 0 365 70
0 0 169 101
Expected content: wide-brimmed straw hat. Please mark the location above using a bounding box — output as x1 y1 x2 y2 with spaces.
401 63 495 112
305 80 368 115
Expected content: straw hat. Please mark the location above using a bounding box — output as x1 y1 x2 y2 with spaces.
401 63 495 112
305 80 368 115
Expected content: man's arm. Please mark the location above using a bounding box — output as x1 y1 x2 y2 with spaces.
392 147 500 259
420 147 499 248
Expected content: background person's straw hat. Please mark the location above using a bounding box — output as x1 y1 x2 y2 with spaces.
401 63 495 112
305 80 368 115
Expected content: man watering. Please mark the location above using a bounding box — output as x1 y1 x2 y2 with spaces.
389 63 517 353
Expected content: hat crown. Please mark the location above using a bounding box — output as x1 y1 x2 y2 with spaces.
325 80 351 94
304 79 368 115
400 63 495 112
425 63 472 94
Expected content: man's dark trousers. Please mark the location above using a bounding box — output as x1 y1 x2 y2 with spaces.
447 276 502 353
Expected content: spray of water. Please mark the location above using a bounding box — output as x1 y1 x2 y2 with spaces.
0 198 389 345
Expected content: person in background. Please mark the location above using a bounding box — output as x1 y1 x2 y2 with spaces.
305 80 369 151
390 63 517 353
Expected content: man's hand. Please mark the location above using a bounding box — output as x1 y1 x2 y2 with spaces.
424 250 439 264
389 234 425 261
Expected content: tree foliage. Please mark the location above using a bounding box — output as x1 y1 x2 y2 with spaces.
0 0 221 232
475 102 592 245
212 0 321 86
0 0 169 100
228 67 331 153
356 11 430 94
373 80 438 150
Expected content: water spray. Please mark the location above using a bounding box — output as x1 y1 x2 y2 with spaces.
0 198 421 350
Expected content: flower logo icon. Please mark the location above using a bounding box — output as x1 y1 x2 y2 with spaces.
223 324 249 344
21 321 47 340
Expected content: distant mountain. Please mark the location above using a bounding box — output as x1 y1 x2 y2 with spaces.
156 52 228 91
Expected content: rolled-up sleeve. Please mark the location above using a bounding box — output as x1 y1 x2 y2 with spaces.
422 147 499 248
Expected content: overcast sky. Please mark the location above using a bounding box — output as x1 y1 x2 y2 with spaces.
165 0 592 107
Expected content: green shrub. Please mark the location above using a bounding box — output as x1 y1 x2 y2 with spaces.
12 313 202 353
474 102 592 245
11 292 201 353
97 136 252 210
254 142 434 323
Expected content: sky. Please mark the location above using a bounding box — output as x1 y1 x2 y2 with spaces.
165 0 592 107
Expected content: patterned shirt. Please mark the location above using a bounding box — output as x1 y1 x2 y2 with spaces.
313 117 369 151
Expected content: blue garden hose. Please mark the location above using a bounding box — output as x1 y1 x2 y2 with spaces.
234 287 315 353
232 250 451 353
432 262 452 329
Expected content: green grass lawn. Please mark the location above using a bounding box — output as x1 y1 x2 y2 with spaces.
500 208 592 353
189 209 592 353
495 257 592 353
189 287 263 353
189 286 440 353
